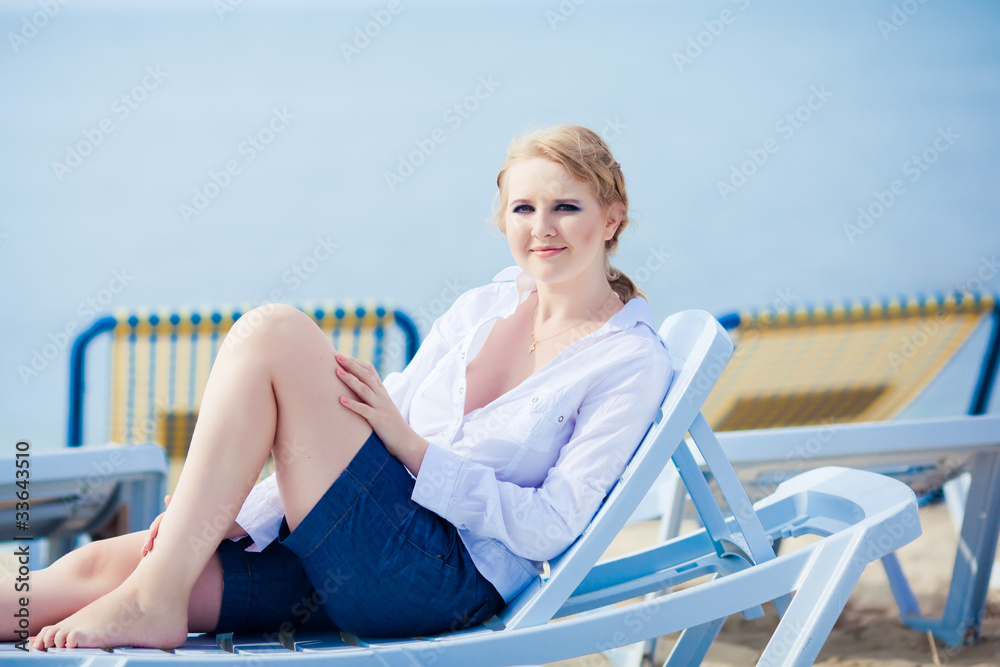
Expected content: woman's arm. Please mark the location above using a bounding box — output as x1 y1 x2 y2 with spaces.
412 336 672 562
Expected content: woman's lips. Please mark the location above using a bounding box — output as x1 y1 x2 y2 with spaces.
531 247 564 258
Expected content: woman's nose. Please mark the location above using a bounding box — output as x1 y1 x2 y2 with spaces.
532 211 557 237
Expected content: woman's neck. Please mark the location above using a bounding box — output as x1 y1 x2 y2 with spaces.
531 268 619 328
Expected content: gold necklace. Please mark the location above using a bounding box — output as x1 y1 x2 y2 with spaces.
529 290 616 354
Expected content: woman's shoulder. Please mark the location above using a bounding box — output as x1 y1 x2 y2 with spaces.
610 298 669 352
612 329 671 378
596 298 672 378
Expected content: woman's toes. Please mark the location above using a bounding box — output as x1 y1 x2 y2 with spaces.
37 626 55 649
54 627 70 649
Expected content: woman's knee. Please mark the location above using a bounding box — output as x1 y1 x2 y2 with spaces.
225 304 327 354
58 541 103 581
59 533 140 583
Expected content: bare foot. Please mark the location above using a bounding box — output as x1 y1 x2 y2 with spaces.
29 568 188 650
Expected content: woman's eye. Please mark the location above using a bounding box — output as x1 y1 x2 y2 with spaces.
512 204 534 214
555 203 580 212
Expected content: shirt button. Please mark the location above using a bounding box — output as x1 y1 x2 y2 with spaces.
558 416 564 422
531 397 539 403
458 387 464 394
461 352 466 359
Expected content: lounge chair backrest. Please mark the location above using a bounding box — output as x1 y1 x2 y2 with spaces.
67 303 419 458
502 309 742 629
705 291 998 430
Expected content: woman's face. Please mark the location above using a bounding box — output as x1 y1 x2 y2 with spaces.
502 157 622 289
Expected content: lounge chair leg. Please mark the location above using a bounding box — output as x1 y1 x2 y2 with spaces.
905 449 1000 646
756 536 863 666
881 552 922 619
942 472 971 531
662 617 726 667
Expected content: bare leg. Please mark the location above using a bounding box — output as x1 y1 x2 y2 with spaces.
32 305 373 649
0 531 222 641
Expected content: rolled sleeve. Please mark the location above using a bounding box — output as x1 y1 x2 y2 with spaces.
411 442 464 516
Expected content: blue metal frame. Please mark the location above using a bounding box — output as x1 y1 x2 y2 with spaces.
393 309 420 362
67 316 117 447
715 312 740 330
67 308 421 448
970 301 1000 415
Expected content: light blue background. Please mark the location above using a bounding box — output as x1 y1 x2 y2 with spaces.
2 0 998 450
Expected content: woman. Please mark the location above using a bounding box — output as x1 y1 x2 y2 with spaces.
19 124 672 649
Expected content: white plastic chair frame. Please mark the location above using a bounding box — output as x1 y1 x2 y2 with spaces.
655 414 1000 648
4 311 921 666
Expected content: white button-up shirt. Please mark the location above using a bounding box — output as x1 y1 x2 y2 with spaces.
234 265 672 602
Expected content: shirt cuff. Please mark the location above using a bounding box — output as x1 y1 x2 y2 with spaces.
233 474 284 553
411 441 464 517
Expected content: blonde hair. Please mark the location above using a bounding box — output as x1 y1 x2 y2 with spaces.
492 124 646 302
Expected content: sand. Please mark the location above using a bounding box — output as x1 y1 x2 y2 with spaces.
547 503 1000 666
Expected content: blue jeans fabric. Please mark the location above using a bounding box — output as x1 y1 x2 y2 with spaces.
215 430 505 637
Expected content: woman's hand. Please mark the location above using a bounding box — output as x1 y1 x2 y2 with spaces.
335 353 429 474
141 494 247 556
140 494 171 557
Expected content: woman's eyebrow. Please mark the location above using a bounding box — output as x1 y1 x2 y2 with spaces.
510 197 583 206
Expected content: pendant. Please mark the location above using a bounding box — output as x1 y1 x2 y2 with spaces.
529 334 536 353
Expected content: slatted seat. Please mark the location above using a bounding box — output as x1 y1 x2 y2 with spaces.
70 303 418 445
704 290 998 431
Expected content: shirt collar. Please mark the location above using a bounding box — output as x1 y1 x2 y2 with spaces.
490 264 657 335
491 265 536 305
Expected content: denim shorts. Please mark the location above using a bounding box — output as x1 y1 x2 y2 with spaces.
215 430 505 637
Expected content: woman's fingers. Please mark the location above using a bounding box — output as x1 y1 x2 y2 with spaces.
336 366 370 394
336 353 377 381
339 393 374 418
336 353 395 432
142 519 155 554
336 352 415 455
141 514 163 556
141 496 171 556
336 360 380 401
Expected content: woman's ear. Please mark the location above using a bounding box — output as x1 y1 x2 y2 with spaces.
604 202 625 240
